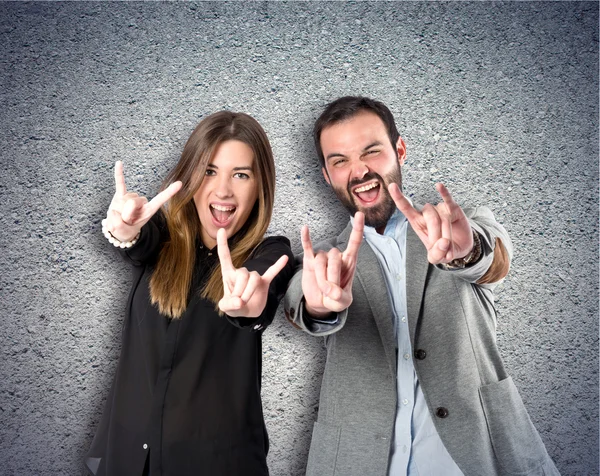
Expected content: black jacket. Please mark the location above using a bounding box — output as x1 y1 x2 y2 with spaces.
86 216 293 476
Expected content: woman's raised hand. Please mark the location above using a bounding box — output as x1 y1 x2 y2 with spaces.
102 161 182 241
216 228 289 318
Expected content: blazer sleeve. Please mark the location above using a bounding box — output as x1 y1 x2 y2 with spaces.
435 206 513 288
283 236 349 336
225 236 294 332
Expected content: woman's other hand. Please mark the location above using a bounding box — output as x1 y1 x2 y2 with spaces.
216 228 288 318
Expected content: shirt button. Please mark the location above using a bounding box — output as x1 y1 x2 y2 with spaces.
402 399 409 405
401 316 406 323
143 443 148 450
403 353 410 360
396 274 402 281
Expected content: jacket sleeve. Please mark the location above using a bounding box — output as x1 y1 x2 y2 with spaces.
283 236 349 336
435 206 513 288
225 236 294 332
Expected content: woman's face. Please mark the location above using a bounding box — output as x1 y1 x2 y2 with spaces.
194 140 259 249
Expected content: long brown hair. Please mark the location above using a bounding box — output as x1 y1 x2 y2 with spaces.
149 111 275 318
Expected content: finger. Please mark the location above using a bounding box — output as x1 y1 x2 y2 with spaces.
301 225 315 261
103 211 121 233
388 183 422 223
439 206 454 261
144 181 183 218
216 228 235 274
231 268 250 298
122 196 149 225
110 191 141 213
104 211 140 241
240 272 261 303
219 296 244 314
343 212 364 261
428 238 451 264
421 204 442 250
322 282 343 302
114 161 126 197
122 191 141 201
313 252 332 297
261 255 289 282
436 183 459 212
326 248 342 284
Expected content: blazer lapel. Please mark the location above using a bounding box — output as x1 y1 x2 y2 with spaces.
338 223 398 378
405 226 429 345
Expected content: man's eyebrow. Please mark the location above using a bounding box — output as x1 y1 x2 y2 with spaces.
363 141 383 151
325 141 384 162
325 152 346 162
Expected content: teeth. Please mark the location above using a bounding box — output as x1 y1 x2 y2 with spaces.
354 182 378 193
211 204 235 211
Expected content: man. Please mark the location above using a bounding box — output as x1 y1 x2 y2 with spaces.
284 96 559 476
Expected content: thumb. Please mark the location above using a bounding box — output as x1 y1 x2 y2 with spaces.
121 197 146 225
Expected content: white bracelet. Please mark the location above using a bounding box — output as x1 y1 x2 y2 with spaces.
102 223 140 249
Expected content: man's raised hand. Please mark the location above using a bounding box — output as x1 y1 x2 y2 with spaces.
217 228 289 318
301 212 364 318
388 182 473 264
102 161 182 241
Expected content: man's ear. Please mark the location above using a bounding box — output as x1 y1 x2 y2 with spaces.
322 166 331 186
396 137 407 166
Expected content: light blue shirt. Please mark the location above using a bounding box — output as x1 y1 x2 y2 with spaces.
354 210 464 476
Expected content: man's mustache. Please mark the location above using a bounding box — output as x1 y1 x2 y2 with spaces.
347 172 385 193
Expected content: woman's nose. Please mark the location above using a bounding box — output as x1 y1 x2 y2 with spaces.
215 176 233 198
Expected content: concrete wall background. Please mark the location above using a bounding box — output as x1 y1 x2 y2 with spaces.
0 2 597 475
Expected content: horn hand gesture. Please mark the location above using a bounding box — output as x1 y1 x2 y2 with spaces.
301 212 364 318
217 228 289 318
388 182 474 264
102 160 182 242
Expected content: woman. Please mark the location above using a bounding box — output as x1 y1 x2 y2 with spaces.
86 112 294 476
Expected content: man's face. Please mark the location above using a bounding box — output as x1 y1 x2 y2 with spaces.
320 111 406 230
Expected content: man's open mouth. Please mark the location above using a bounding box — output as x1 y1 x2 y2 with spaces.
210 204 236 224
352 181 380 205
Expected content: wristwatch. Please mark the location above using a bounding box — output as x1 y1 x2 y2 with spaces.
441 229 482 270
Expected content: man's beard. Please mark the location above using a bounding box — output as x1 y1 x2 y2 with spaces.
332 164 402 230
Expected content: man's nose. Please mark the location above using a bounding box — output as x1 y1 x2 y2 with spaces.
350 161 370 181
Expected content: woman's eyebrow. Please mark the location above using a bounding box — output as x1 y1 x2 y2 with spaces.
206 164 253 171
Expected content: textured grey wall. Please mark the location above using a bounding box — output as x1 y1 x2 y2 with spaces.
0 2 597 475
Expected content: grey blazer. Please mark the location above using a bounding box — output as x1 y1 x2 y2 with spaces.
284 207 559 476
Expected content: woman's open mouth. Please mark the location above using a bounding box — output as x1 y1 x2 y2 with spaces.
210 204 237 225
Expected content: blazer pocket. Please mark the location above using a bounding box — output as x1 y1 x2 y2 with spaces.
479 377 549 475
306 422 341 476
